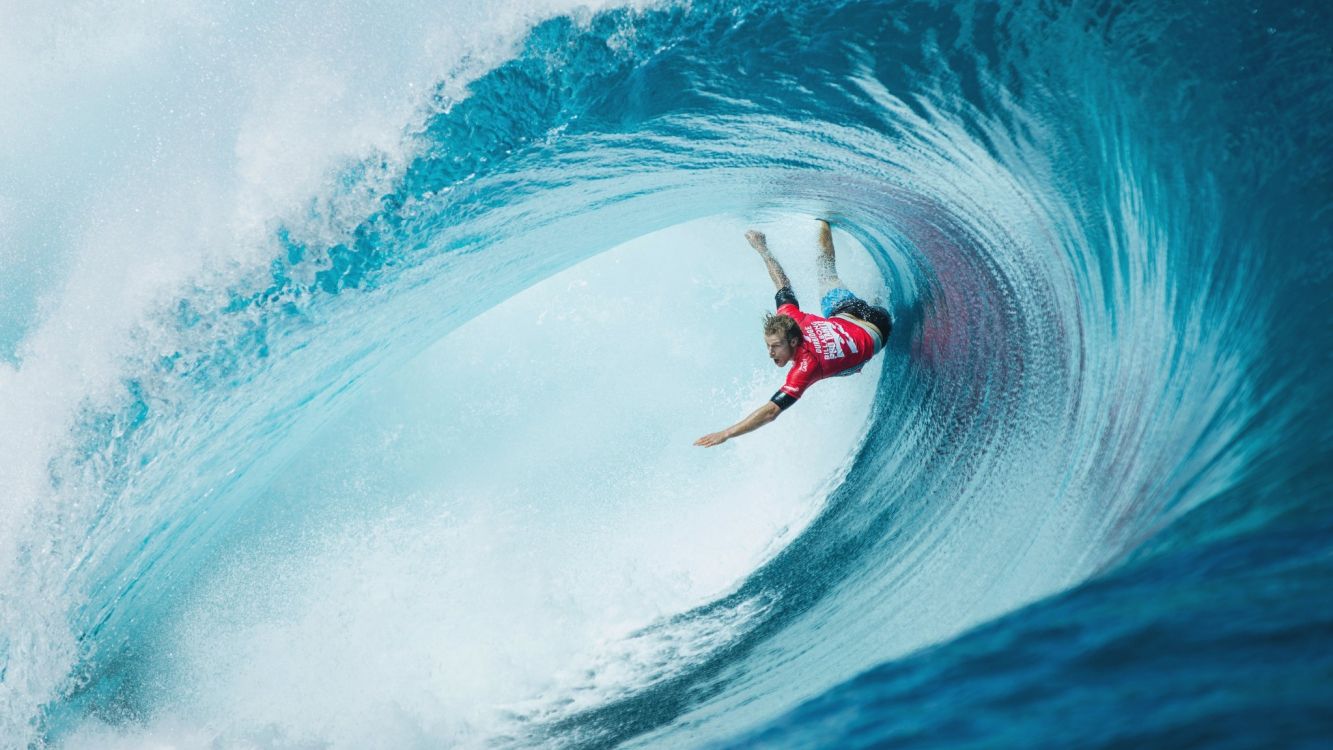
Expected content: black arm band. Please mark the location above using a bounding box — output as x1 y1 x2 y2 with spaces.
775 286 798 309
770 391 798 411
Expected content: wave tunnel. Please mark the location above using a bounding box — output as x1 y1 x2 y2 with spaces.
2 0 1330 747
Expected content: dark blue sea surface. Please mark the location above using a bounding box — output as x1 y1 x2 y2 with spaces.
2 0 1330 747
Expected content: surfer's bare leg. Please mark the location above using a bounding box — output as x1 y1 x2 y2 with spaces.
747 230 792 291
815 219 845 295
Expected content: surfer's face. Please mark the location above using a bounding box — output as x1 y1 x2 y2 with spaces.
765 334 797 367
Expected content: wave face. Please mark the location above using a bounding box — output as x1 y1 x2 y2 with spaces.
3 0 1331 747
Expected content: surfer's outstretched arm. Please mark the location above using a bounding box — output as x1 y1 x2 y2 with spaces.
694 401 781 447
746 230 791 291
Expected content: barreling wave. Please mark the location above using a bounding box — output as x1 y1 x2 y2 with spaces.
3 0 1330 747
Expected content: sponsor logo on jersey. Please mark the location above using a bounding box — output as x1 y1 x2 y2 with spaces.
807 320 859 361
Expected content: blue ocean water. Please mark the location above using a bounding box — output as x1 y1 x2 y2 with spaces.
1 0 1330 748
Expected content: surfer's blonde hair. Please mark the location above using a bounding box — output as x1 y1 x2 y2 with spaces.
763 313 801 344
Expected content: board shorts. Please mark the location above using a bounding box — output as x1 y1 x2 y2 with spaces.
820 287 893 346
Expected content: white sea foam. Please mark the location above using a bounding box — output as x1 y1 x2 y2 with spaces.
0 1 678 744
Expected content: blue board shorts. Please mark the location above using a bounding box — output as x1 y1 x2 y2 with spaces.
820 287 860 318
820 287 893 348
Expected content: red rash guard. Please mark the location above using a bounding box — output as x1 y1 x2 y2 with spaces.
772 302 879 409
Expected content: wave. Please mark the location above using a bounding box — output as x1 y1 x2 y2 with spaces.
2 0 1330 747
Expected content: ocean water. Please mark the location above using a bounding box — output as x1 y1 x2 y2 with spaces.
1 0 1330 748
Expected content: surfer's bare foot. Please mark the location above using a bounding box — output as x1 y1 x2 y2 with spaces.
746 229 769 254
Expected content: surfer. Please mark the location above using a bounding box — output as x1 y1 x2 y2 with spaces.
695 220 892 447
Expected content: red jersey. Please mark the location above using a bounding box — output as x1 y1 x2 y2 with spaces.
774 302 880 405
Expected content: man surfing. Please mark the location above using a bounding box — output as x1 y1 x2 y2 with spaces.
695 220 892 447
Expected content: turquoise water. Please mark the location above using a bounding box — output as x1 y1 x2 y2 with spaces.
1 0 1330 747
